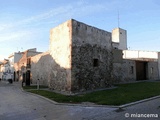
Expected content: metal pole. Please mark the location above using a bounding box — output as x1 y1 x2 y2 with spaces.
37 79 39 90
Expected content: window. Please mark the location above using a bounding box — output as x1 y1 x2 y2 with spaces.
130 66 134 74
27 58 31 65
93 59 99 67
77 22 80 27
151 67 153 74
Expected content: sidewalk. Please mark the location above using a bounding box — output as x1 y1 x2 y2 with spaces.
0 80 13 86
1 80 160 120
0 82 116 120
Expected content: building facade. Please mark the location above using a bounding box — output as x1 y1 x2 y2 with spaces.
0 59 10 80
31 19 113 93
15 48 42 85
112 28 159 83
8 52 23 81
31 51 50 86
70 20 113 91
26 19 160 94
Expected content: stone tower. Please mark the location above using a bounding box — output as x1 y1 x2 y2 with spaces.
49 19 113 93
112 28 127 50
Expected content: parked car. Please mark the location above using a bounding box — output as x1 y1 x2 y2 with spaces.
8 79 13 84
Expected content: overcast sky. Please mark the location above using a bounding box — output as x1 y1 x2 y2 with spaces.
0 0 160 60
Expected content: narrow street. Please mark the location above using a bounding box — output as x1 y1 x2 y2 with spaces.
0 81 115 120
0 81 160 120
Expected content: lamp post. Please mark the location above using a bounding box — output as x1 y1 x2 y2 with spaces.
37 79 39 90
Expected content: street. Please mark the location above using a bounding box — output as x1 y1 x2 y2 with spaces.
0 81 160 120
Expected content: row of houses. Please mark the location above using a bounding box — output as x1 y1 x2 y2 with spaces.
0 19 160 94
0 48 42 84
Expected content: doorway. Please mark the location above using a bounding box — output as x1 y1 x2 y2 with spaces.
26 70 30 86
136 61 148 80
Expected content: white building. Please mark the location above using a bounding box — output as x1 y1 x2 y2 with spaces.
0 59 10 80
112 28 159 82
112 28 127 50
8 52 23 80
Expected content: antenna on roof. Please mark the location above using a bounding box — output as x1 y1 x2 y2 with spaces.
118 9 120 28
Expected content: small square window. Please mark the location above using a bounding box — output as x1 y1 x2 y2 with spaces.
151 67 153 74
93 59 99 67
130 66 134 74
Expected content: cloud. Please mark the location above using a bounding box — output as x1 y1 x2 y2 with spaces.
0 0 129 58
0 30 34 42
0 1 109 30
0 1 113 44
0 24 13 31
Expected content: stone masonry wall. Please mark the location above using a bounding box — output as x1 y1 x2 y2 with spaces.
122 60 136 82
112 59 137 83
30 19 160 94
71 19 113 92
49 20 72 92
31 51 50 86
31 51 72 91
147 61 159 80
113 59 159 83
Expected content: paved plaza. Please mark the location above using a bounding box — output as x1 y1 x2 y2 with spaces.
0 81 160 120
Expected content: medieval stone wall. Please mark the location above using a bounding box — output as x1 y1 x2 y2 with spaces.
49 20 72 91
113 59 159 83
147 61 159 80
121 60 136 82
29 19 160 94
113 59 136 83
31 51 50 86
71 19 113 92
31 50 71 91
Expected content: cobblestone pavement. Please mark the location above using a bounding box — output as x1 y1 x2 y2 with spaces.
0 81 160 120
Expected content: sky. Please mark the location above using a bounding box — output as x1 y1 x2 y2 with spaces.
0 0 160 60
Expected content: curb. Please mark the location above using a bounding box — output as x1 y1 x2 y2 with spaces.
54 102 118 108
21 88 160 109
21 87 58 104
21 88 117 108
118 95 160 109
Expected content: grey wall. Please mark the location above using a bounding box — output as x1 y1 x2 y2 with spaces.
30 19 159 94
71 19 113 92
147 61 159 80
113 59 159 83
113 59 136 83
49 20 72 91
